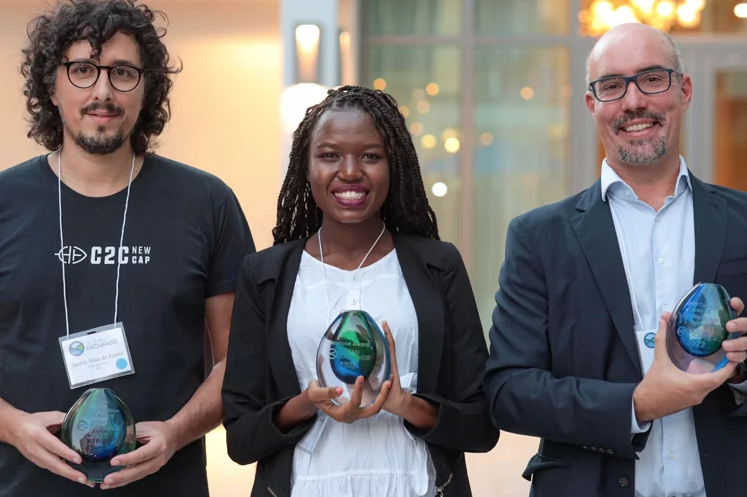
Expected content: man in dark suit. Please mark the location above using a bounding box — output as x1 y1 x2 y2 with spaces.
484 22 747 497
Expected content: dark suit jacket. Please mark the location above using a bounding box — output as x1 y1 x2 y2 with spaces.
222 234 499 497
484 173 747 497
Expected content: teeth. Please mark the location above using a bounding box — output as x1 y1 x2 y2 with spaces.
335 191 366 199
623 123 653 132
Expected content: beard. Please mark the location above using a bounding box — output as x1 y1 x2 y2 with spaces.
73 126 126 155
60 102 130 155
611 109 668 166
617 135 667 166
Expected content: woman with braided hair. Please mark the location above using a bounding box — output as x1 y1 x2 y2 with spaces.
222 85 498 497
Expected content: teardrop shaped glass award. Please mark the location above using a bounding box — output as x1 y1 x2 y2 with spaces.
60 388 136 482
316 310 391 407
666 283 740 374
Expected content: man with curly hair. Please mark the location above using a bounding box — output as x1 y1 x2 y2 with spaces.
0 1 254 496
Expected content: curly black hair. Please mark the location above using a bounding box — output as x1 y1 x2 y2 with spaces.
272 85 439 245
20 0 181 154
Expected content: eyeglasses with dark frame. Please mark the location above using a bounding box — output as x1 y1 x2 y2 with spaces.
588 68 681 102
61 61 144 93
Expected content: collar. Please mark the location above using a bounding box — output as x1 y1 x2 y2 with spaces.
600 156 692 201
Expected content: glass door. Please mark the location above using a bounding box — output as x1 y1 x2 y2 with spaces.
682 43 747 189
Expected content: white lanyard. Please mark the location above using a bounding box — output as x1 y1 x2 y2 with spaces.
57 150 136 337
318 221 386 323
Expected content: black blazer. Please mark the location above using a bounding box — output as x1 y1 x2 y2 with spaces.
484 173 747 497
222 234 499 497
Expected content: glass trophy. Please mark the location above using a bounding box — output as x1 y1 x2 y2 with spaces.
666 283 740 374
316 310 391 407
59 388 136 482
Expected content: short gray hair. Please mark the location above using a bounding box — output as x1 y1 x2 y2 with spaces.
585 29 685 87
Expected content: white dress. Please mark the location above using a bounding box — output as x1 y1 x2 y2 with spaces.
286 249 437 497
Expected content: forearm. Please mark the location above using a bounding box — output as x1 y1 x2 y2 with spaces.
273 390 316 432
0 398 22 445
488 368 640 458
166 361 226 451
392 393 438 431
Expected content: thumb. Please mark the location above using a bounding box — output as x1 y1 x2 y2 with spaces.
711 360 738 384
41 411 67 429
653 312 672 360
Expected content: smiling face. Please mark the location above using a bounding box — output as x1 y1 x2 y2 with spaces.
307 107 390 226
585 24 692 168
51 31 145 155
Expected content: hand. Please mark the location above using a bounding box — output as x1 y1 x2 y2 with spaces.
633 312 737 423
8 411 92 487
306 374 391 424
99 421 178 490
381 321 411 417
721 297 747 365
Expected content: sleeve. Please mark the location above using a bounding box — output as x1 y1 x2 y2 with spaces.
404 243 500 453
221 259 317 465
631 399 651 433
206 188 256 298
483 217 648 460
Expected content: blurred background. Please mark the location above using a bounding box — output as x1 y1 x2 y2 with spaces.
1 0 746 495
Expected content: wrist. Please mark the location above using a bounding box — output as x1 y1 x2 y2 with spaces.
387 392 413 419
164 418 185 452
632 384 653 424
299 389 318 418
0 406 23 446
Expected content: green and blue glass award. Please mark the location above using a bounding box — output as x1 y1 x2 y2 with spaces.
60 388 136 482
316 310 391 407
667 283 740 374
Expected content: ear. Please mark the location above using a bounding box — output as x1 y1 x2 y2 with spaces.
49 86 59 107
680 73 693 112
585 90 596 116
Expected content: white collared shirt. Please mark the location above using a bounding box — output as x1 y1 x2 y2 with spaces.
603 157 705 497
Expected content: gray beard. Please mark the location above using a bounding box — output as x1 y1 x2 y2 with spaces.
617 136 667 166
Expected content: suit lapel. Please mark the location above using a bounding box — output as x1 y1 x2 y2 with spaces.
266 241 306 397
394 236 444 394
571 181 641 373
691 176 727 286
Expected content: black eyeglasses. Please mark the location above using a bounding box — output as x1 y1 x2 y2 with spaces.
588 68 681 102
61 61 144 93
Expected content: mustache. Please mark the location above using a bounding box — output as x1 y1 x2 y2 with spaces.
80 103 123 117
611 110 665 131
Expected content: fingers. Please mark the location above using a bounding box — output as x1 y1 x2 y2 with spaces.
109 440 158 467
712 361 738 385
40 411 66 435
307 383 342 404
345 377 365 411
382 321 399 377
726 318 747 336
723 336 747 353
33 449 89 484
726 351 747 364
731 297 744 316
35 426 82 465
653 314 671 358
359 380 391 418
100 459 159 490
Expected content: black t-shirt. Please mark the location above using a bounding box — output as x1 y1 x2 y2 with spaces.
0 154 255 496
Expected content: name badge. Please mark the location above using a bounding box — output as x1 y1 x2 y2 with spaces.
58 323 135 389
635 328 658 375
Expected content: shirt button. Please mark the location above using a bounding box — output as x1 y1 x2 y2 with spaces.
658 258 665 265
351 299 357 305
668 452 675 460
619 476 630 488
352 275 358 282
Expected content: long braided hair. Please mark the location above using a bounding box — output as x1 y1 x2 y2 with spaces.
273 85 439 245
